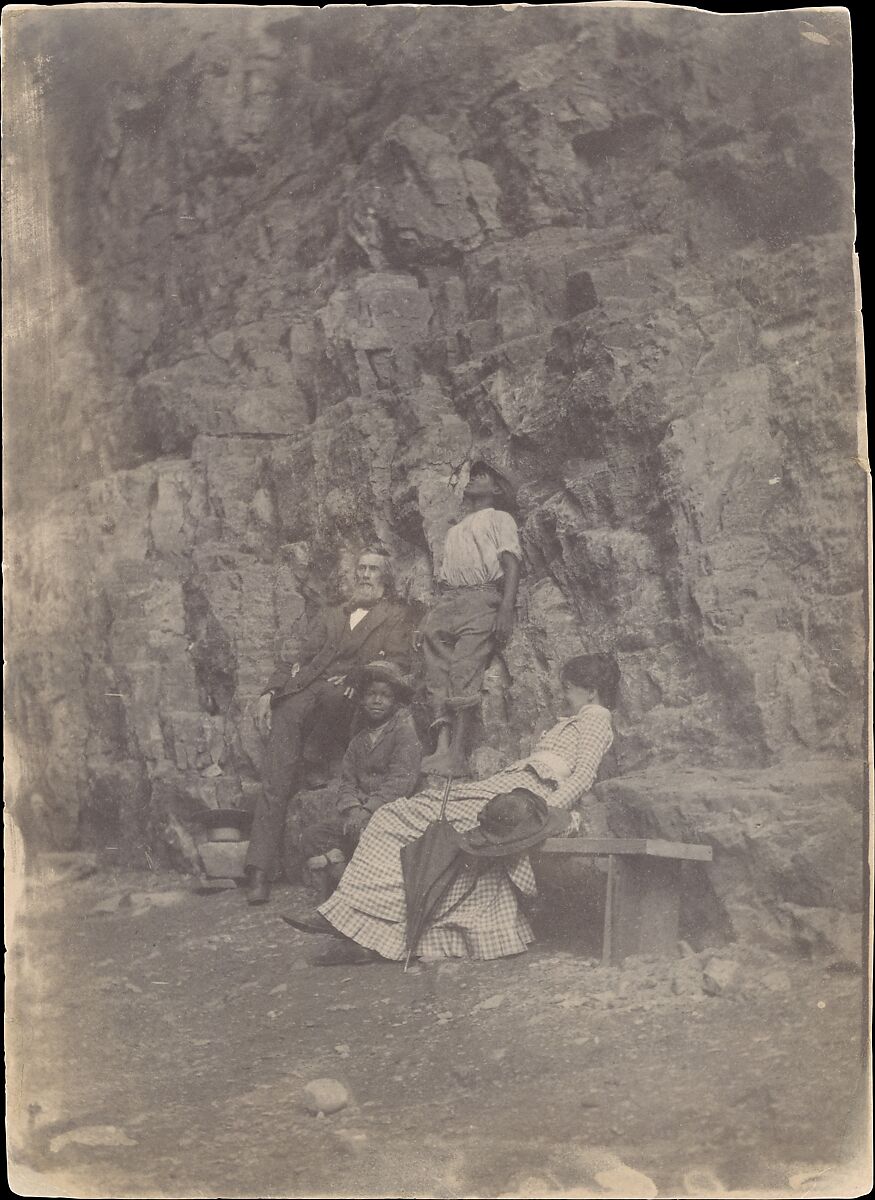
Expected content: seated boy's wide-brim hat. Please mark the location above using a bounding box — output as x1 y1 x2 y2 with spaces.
356 659 414 702
456 789 557 858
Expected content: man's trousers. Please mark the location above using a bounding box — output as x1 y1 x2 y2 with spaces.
245 680 353 876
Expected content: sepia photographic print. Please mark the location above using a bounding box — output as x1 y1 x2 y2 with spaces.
3 4 871 1198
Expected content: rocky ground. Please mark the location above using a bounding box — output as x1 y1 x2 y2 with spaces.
8 862 868 1199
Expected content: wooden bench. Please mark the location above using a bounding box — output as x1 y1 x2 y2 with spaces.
536 837 713 966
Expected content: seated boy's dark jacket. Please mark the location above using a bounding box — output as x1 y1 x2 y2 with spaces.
336 708 423 816
267 599 413 699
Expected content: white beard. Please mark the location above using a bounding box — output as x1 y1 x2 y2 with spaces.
349 582 384 607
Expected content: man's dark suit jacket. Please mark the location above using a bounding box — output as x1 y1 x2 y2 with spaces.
266 598 414 700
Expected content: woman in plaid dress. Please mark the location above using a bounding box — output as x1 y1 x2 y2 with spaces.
312 654 620 965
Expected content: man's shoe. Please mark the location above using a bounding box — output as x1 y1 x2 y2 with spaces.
247 870 271 905
280 909 342 937
310 941 381 966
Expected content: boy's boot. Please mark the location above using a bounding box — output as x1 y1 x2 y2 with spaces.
306 853 345 903
326 848 347 892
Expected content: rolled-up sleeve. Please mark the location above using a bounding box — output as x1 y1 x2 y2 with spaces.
491 510 522 561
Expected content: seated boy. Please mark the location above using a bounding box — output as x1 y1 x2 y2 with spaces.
298 661 422 901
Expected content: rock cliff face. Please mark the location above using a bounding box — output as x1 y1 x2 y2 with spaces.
6 8 865 955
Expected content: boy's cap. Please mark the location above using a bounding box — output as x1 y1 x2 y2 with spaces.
356 660 413 701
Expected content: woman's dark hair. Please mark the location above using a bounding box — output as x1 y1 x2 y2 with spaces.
560 653 620 710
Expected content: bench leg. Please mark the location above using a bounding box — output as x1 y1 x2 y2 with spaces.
603 855 682 966
602 855 616 966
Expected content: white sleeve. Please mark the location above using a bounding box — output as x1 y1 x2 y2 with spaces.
547 708 614 812
490 510 522 561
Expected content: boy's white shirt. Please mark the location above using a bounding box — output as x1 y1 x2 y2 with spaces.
438 506 522 587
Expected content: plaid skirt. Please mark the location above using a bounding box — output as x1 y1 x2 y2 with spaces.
319 767 556 961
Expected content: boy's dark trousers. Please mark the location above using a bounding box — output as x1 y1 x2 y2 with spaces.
422 583 502 714
245 681 352 877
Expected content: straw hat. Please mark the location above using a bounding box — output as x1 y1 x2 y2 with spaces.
356 659 414 702
456 790 556 858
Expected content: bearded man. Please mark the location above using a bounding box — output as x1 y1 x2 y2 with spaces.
245 548 415 904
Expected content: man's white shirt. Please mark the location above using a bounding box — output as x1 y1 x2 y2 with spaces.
348 607 369 631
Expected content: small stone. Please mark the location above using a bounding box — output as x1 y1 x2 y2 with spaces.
593 1164 658 1197
592 990 618 1005
471 992 507 1014
334 1043 351 1057
702 958 740 996
208 330 237 360
762 969 791 992
683 1167 727 1195
50 1125 138 1153
269 983 288 996
303 1078 349 1116
671 959 705 996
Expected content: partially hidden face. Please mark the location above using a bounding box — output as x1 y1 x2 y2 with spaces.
561 677 596 714
361 681 397 725
462 472 501 508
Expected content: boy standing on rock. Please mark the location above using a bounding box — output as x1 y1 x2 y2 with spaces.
420 463 522 777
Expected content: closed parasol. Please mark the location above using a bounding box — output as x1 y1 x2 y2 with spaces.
399 775 477 970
